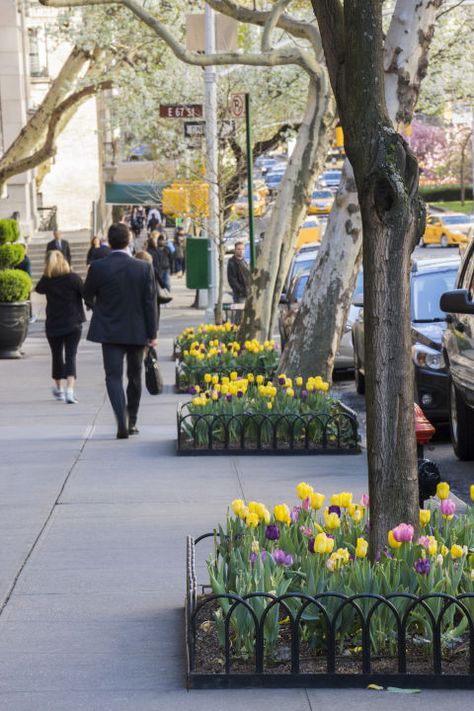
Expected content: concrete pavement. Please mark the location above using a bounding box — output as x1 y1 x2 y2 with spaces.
0 278 470 710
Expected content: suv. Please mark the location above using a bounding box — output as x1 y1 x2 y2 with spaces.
440 239 474 459
352 257 460 421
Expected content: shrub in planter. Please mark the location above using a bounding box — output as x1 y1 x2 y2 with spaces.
0 220 32 358
0 218 20 244
0 269 32 302
198 481 473 670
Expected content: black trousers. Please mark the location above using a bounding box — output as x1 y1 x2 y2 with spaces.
47 327 82 380
101 344 144 428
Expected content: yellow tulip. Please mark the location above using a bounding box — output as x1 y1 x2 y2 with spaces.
335 547 350 564
296 482 314 501
441 544 449 557
195 385 201 393
286 387 295 398
351 508 363 523
331 494 341 507
470 484 474 502
314 532 333 554
310 492 325 510
247 373 255 383
248 501 258 513
274 504 291 525
256 375 264 384
450 544 463 559
267 401 273 410
246 512 259 528
295 377 303 386
340 492 353 508
388 530 402 549
251 539 260 554
211 374 219 385
436 482 450 500
238 505 248 520
428 537 438 556
419 509 431 527
232 498 244 515
211 391 218 401
355 538 368 559
324 512 341 531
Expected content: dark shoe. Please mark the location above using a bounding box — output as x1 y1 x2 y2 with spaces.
129 425 140 435
116 427 129 439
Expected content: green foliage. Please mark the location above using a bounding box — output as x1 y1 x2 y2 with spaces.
0 243 26 269
421 184 473 202
0 219 20 244
0 269 32 303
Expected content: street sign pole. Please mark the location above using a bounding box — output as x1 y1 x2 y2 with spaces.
204 3 219 319
245 93 256 271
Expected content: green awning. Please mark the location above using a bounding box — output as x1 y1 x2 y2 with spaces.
105 182 167 205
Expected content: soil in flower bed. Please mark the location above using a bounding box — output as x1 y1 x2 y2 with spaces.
192 597 470 676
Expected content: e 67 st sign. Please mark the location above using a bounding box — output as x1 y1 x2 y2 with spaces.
159 104 203 119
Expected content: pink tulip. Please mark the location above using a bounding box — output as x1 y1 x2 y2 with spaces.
392 523 414 543
440 499 456 517
360 494 370 507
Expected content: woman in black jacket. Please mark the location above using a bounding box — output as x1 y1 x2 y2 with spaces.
36 250 86 403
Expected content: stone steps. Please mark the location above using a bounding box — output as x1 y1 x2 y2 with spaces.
28 234 90 282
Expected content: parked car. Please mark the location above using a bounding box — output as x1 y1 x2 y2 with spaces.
265 169 285 193
318 169 342 192
231 192 266 218
352 257 460 422
420 212 473 248
440 238 474 459
223 220 248 253
255 156 286 175
279 270 360 370
308 189 334 215
295 216 322 249
283 245 320 298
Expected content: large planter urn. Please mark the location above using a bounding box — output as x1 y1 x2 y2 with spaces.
0 302 30 358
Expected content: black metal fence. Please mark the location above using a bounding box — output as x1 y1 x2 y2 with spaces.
177 403 359 455
186 534 474 689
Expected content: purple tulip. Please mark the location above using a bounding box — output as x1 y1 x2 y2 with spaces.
265 524 280 541
415 558 431 575
440 499 456 517
249 552 257 566
308 537 315 553
237 391 244 398
226 393 232 402
328 505 341 517
278 376 286 385
260 550 267 563
301 389 308 399
272 549 293 567
302 496 310 511
290 506 301 523
189 386 197 395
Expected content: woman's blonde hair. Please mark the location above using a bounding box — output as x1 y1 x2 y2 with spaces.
44 249 70 278
135 250 152 263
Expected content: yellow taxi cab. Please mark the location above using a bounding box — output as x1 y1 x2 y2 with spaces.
421 212 473 247
295 216 322 249
308 188 334 215
231 191 266 218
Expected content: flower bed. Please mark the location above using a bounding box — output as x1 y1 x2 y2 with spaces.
173 323 239 360
177 375 359 454
186 483 474 688
175 335 279 393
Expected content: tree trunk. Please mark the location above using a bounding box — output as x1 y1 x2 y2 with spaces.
278 160 361 381
239 72 335 341
283 0 442 383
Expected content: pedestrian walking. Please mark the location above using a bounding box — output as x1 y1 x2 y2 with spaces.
156 234 172 291
147 206 162 233
46 229 72 265
35 250 85 404
135 250 170 332
83 223 158 439
130 206 145 240
227 240 250 303
86 236 111 266
174 227 186 277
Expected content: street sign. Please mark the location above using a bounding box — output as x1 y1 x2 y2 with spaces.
218 120 235 139
184 121 206 138
229 93 245 119
159 104 203 119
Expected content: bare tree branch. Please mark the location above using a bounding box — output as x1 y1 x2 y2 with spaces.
40 0 314 73
262 0 292 52
0 81 111 189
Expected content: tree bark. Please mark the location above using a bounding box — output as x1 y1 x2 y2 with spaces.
282 0 442 384
239 72 335 341
278 160 361 381
311 0 425 556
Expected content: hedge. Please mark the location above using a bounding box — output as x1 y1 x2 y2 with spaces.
0 269 32 302
420 184 473 202
0 243 26 269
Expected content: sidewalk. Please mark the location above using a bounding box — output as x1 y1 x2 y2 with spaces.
0 278 469 710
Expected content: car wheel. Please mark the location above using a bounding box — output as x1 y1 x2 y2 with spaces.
449 379 474 460
353 349 365 395
440 234 449 248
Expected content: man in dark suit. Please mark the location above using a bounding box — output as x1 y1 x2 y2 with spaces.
46 230 72 265
83 223 158 439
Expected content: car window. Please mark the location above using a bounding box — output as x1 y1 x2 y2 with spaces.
412 269 458 321
323 171 341 180
293 275 309 301
312 190 332 199
442 215 471 225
